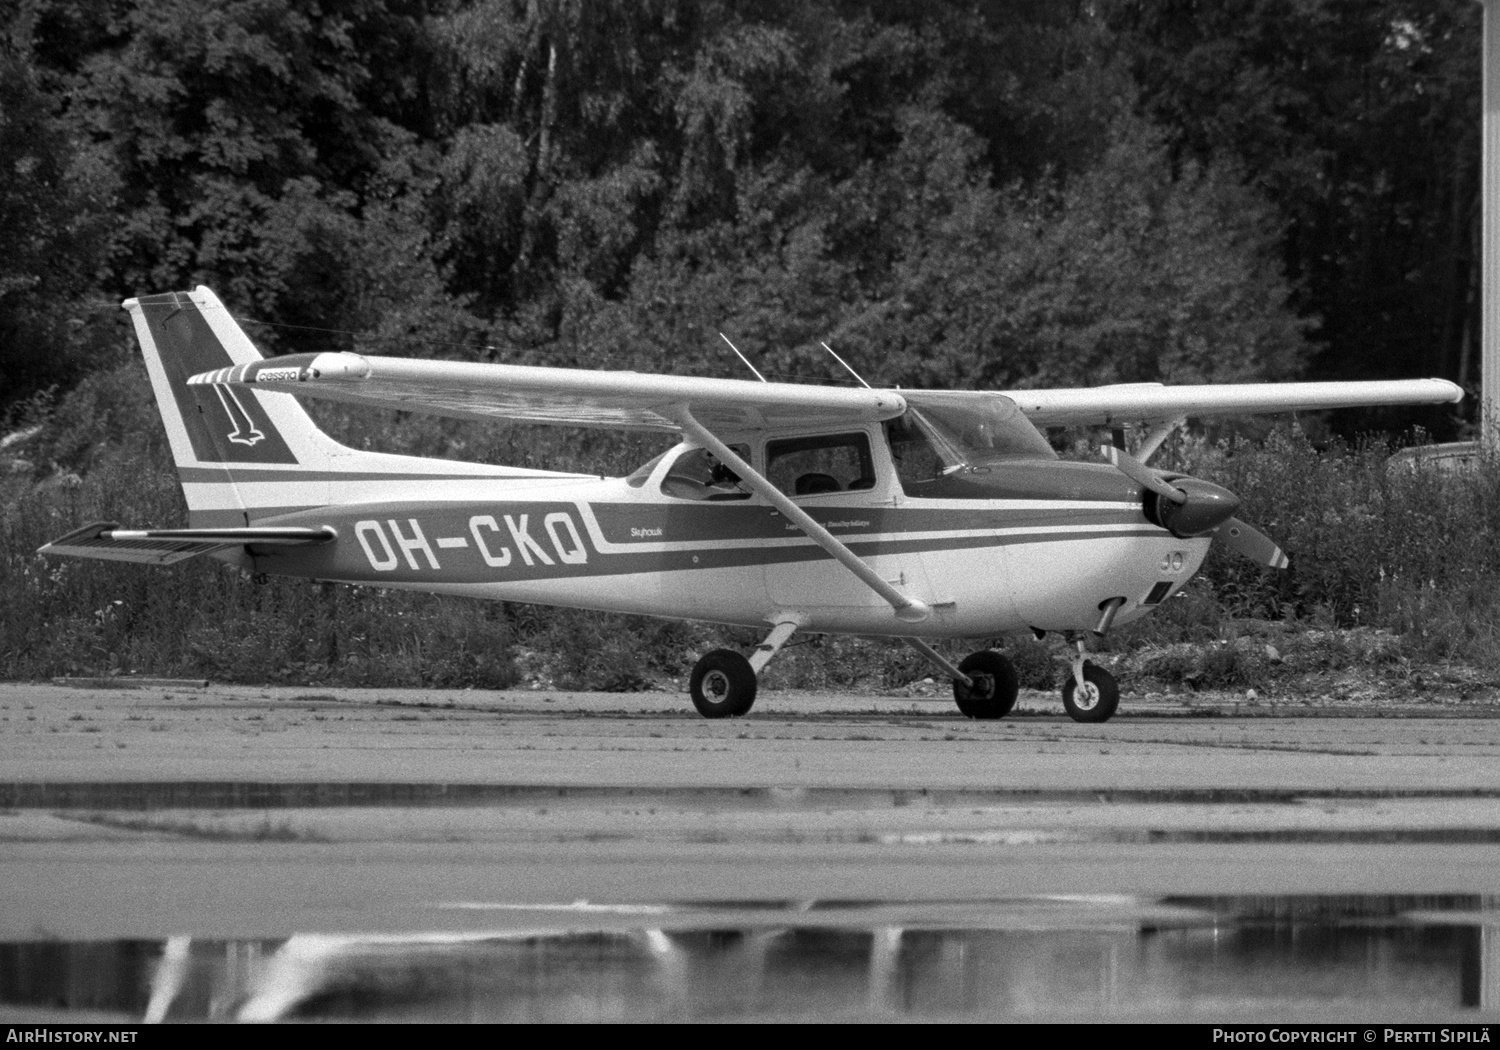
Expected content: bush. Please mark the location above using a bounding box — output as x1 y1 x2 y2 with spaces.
7 394 1500 691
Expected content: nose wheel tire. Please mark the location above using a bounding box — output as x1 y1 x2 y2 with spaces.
952 650 1020 720
689 649 758 718
1062 662 1119 723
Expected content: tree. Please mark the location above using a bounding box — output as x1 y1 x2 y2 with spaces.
1105 0 1481 433
0 3 116 409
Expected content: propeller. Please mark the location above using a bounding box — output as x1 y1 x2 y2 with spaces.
1101 445 1289 570
1215 517 1290 570
1103 445 1188 505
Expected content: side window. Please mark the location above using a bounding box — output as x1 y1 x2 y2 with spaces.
766 432 876 497
660 445 751 501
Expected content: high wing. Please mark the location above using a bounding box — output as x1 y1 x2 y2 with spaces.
189 353 907 433
192 352 1461 433
999 379 1463 428
40 521 336 565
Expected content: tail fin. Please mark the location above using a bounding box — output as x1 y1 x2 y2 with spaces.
128 286 547 528
129 287 445 527
126 287 349 471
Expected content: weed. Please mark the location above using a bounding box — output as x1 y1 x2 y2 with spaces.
9 406 1500 689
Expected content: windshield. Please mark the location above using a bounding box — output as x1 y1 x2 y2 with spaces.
889 392 1055 481
624 451 669 488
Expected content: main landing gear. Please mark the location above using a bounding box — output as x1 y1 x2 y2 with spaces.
908 634 1120 724
687 619 800 718
683 619 1120 724
688 649 757 718
902 638 1019 720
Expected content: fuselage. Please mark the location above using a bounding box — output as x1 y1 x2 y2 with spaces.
247 426 1211 638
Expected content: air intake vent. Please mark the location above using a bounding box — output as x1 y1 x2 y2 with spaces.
1142 580 1174 606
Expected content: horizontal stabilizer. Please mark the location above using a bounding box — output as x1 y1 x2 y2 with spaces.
38 522 335 566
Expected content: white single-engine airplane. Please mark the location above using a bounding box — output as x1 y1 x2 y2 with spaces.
41 287 1462 722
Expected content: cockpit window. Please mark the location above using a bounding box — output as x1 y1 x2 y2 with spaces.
660 445 752 500
888 392 1055 487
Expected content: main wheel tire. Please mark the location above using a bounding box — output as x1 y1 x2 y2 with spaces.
689 649 757 718
1061 662 1120 723
952 650 1019 720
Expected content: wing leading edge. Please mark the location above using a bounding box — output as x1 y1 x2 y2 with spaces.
192 353 1462 433
190 353 908 433
1001 379 1463 427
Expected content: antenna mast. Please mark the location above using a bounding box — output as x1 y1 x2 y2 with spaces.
719 333 767 383
820 341 872 388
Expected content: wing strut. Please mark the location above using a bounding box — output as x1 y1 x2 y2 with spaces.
670 407 931 623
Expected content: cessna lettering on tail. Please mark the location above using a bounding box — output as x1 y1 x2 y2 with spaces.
41 286 1464 723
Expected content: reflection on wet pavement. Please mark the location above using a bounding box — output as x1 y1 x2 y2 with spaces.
3 896 1498 1022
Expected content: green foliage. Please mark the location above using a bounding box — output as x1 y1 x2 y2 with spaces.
7 0 1341 410
3 1 1494 692
0 4 120 401
8 391 1500 692
1106 0 1480 432
1114 427 1500 689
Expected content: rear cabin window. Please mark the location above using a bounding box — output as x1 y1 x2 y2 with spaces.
766 432 875 497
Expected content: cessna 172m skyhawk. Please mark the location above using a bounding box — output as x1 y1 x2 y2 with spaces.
40 287 1462 722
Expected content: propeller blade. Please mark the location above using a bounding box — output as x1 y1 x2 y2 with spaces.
1216 517 1290 570
1101 445 1187 505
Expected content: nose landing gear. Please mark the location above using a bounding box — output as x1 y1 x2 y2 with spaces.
1062 653 1119 723
1060 608 1122 722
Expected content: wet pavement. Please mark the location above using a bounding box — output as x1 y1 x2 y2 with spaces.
4 897 1498 1021
5 683 1500 1021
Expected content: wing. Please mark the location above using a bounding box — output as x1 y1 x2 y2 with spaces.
39 522 335 566
190 353 907 433
1001 379 1463 427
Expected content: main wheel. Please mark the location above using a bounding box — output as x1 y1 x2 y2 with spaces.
689 649 757 718
952 650 1019 720
1061 662 1120 723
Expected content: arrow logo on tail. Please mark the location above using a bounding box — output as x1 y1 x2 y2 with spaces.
213 385 265 446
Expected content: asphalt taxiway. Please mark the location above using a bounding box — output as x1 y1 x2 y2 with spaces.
4 681 1500 942
7 681 1500 1021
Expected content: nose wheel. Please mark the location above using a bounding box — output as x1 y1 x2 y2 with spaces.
1062 660 1119 723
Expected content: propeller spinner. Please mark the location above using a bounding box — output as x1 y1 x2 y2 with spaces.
1102 446 1289 570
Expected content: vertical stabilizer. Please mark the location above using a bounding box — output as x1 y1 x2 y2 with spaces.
126 287 362 526
126 286 576 528
126 287 350 474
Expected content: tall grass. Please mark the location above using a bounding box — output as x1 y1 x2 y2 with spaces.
1110 429 1500 685
5 362 1500 689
